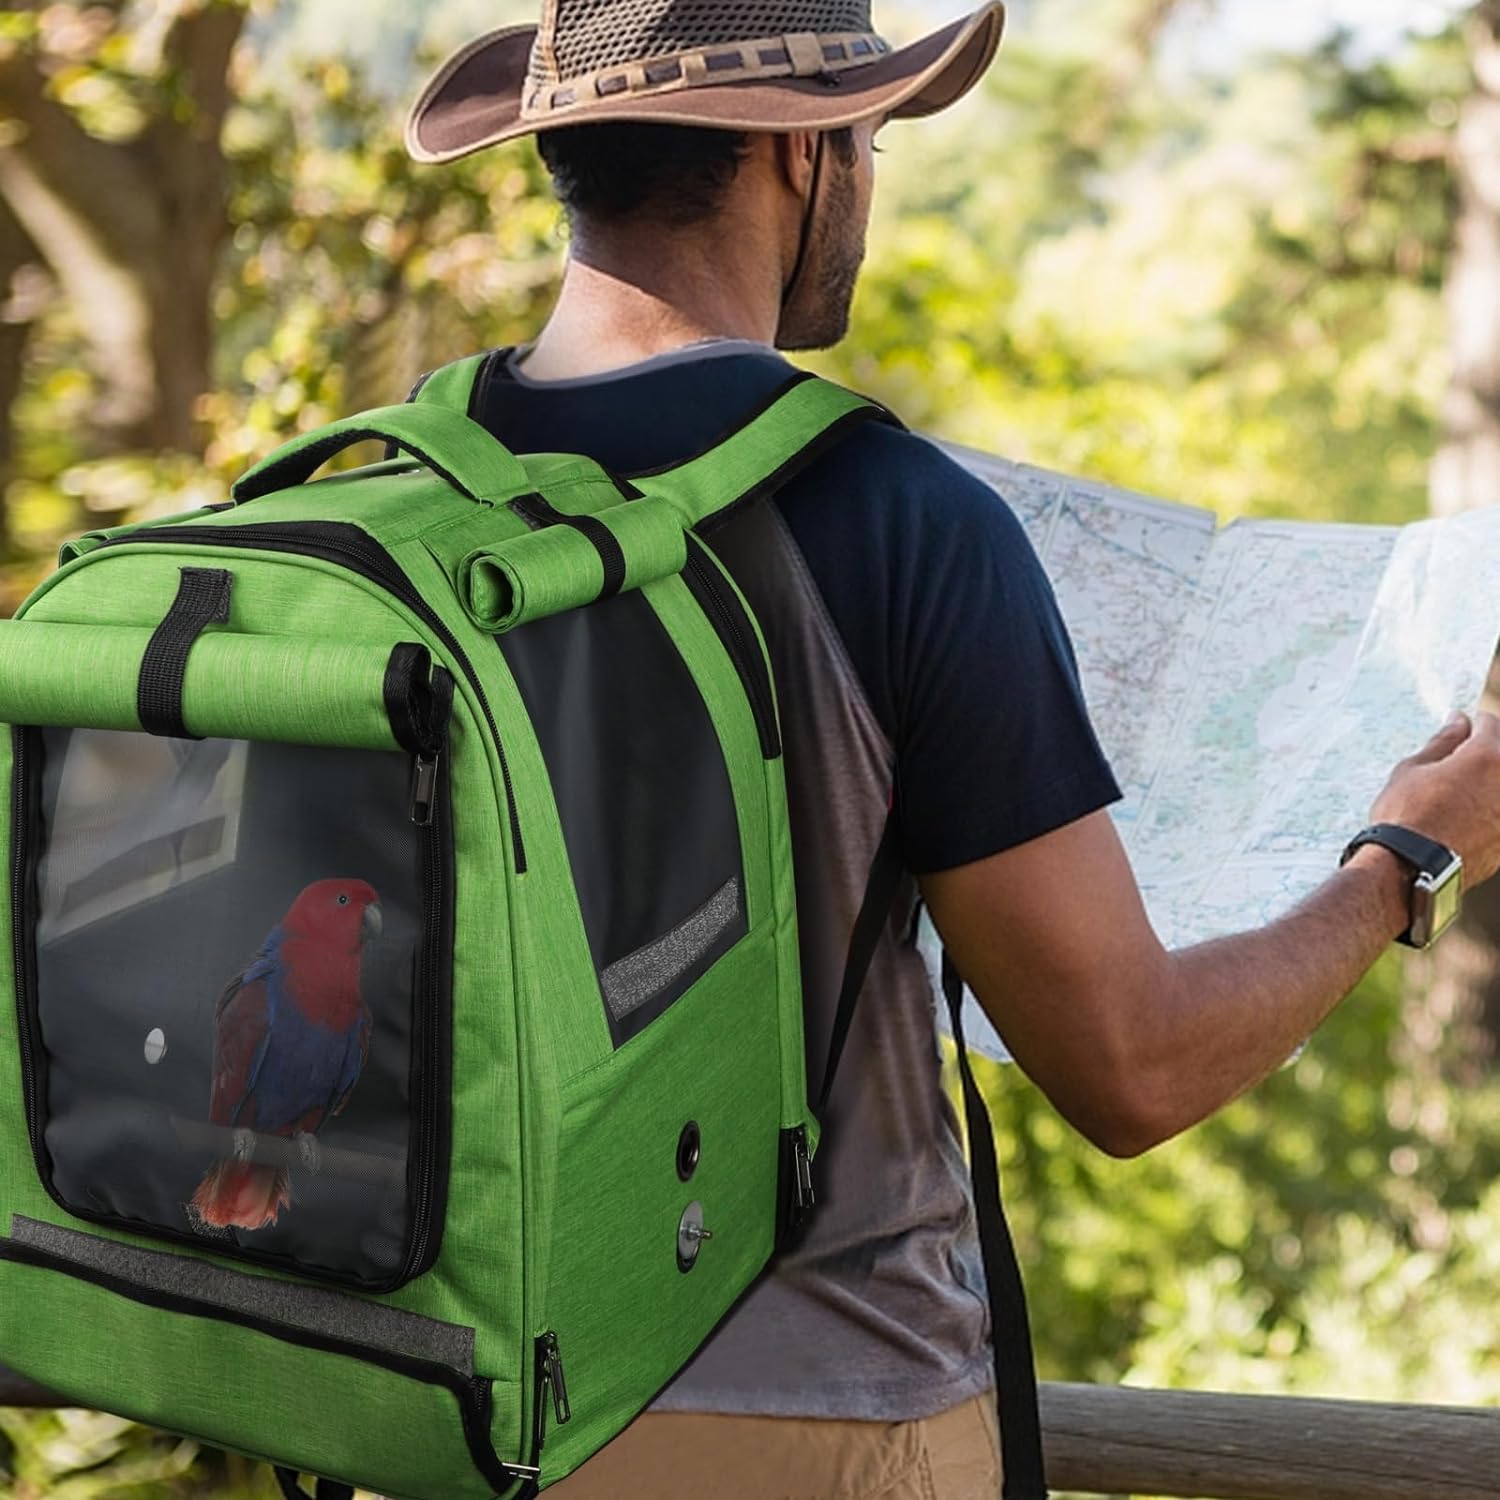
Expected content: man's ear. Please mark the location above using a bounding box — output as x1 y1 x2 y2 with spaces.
773 130 820 196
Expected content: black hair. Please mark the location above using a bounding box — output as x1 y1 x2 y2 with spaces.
538 122 858 228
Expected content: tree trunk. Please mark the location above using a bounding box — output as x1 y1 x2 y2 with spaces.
0 193 39 569
1427 0 1500 1073
0 0 245 457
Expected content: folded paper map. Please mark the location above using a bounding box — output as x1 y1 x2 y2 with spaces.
924 444 1500 1064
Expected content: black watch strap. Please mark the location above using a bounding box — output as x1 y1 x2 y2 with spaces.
1341 823 1464 949
1340 823 1455 880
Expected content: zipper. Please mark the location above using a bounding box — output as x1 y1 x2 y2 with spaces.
385 650 456 1286
9 729 42 1169
98 521 526 872
681 534 781 759
396 749 450 1286
409 750 440 825
540 1330 571 1426
0 1236 534 1492
516 1329 572 1499
775 1123 816 1251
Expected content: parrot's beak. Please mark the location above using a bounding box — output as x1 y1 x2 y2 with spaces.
362 902 384 941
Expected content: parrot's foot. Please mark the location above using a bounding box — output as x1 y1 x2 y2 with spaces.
232 1127 257 1163
295 1131 322 1175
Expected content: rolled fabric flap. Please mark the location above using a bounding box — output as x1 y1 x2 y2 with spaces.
460 494 688 633
0 621 410 750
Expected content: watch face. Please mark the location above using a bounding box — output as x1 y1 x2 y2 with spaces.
1413 857 1464 949
1432 862 1464 935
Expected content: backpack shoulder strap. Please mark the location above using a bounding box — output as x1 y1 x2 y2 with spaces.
408 353 900 530
407 351 493 417
628 372 900 533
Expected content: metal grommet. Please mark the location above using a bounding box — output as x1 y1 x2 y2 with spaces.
676 1120 701 1182
677 1201 712 1272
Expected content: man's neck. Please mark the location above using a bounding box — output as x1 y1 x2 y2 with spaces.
522 216 785 382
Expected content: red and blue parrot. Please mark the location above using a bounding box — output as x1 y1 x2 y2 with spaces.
191 878 383 1232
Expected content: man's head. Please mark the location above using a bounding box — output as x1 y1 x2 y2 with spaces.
537 122 876 350
405 3 1005 231
407 2 1002 350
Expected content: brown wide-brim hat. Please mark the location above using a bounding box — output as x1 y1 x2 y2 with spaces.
407 1 1006 165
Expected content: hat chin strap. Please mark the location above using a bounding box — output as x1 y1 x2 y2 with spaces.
779 132 828 324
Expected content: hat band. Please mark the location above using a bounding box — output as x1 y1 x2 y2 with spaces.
521 29 893 121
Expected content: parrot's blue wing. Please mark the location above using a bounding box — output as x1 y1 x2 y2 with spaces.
328 1009 371 1118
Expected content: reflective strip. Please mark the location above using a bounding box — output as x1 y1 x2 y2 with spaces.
600 877 743 1022
9 1216 475 1376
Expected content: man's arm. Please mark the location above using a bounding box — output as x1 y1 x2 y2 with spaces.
919 711 1500 1159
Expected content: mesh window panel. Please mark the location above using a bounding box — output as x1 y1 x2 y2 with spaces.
20 728 446 1289
535 0 873 83
500 592 747 1046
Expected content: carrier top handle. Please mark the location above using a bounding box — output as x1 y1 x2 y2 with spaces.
232 403 532 506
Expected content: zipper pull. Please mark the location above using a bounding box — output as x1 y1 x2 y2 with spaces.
409 750 440 826
793 1126 814 1213
541 1332 571 1425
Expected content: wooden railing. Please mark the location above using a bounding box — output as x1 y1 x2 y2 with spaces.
4 1368 1498 1498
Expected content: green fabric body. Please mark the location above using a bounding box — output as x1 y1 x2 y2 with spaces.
0 361 882 1497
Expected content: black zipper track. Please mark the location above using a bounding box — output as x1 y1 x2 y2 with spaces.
0 1236 528 1494
9 728 42 1179
398 749 454 1286
99 521 526 873
680 535 781 760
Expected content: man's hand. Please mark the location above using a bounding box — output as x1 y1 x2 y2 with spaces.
920 709 1500 1159
1364 711 1500 884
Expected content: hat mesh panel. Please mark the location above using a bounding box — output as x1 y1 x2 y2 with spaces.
535 0 873 85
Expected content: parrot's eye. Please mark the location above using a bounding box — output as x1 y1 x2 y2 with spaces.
337 893 349 906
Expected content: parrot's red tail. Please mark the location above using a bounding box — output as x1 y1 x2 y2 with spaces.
190 1159 291 1230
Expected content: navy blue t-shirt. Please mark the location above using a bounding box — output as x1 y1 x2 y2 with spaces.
474 341 1119 873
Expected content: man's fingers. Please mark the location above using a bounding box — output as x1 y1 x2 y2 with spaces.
1405 711 1473 766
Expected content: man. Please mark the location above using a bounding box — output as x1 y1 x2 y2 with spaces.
405 5 1500 1497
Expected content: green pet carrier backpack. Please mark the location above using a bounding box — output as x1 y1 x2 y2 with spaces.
0 354 1049 1500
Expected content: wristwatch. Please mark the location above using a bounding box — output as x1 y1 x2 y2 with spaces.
1340 823 1464 950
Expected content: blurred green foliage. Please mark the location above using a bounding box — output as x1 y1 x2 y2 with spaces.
2 3 1499 1498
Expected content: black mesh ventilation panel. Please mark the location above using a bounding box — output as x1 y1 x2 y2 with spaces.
533 0 874 83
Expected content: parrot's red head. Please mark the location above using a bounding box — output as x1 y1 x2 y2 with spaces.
282 878 383 951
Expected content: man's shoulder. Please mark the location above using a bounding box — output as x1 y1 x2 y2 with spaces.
806 407 990 490
779 406 1038 572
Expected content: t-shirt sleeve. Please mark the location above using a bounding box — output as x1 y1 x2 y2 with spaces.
778 430 1122 875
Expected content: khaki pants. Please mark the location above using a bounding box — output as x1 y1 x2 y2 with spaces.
545 1390 1003 1500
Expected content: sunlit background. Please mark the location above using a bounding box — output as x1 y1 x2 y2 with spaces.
3 2 1500 1496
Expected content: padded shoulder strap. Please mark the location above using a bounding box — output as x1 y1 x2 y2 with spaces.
629 373 899 533
409 351 492 416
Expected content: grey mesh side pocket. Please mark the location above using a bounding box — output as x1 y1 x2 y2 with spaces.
600 877 745 1042
12 726 454 1292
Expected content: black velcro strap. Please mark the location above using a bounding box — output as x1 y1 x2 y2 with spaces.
817 810 906 1112
136 567 233 739
511 493 628 600
942 951 1049 1500
274 1468 354 1500
382 643 453 757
